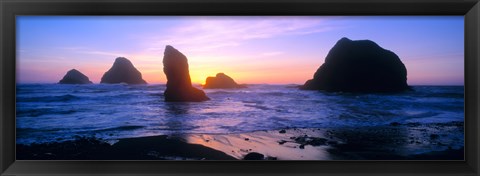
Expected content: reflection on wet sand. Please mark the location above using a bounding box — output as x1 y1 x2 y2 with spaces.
185 128 331 160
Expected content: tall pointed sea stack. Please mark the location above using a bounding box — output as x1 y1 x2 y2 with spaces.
301 37 409 92
163 45 209 102
100 57 147 84
58 69 93 84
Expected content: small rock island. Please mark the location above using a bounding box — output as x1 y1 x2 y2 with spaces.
58 69 93 84
301 37 409 92
163 45 210 102
100 57 147 84
203 73 247 89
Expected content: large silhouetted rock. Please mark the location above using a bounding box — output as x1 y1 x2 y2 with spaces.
163 45 209 102
301 37 409 92
100 57 147 84
203 73 247 89
58 69 92 84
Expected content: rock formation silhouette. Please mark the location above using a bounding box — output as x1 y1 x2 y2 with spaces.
301 37 409 92
58 69 93 84
203 73 247 89
100 57 147 84
163 45 210 102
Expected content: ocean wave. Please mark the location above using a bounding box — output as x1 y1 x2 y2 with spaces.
258 92 287 96
148 93 165 97
241 100 264 104
17 108 78 117
428 92 464 99
403 111 441 118
17 94 82 103
207 91 237 95
244 104 271 111
93 125 145 133
17 127 64 133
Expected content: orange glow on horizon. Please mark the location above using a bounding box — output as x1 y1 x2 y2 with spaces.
17 16 465 86
22 54 463 86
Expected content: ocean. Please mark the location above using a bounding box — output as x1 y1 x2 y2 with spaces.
16 84 464 145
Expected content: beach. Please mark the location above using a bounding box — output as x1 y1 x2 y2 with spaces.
17 120 463 160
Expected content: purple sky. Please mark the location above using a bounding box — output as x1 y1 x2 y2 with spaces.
17 16 464 85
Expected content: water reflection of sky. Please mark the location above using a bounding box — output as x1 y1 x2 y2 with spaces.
16 84 464 145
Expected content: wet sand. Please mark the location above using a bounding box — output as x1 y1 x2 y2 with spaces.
184 128 331 160
184 121 463 160
17 121 463 160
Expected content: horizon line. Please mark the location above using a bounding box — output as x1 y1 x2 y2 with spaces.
15 82 466 87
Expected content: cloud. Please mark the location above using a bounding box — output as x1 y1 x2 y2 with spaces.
56 46 129 58
51 17 342 63
147 17 340 53
82 51 128 57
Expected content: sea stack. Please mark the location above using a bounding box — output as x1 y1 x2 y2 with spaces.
203 73 247 89
163 45 210 102
58 69 93 84
301 37 409 92
100 57 147 84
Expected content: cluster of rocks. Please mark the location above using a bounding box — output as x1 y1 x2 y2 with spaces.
58 45 248 102
58 37 410 102
58 57 146 85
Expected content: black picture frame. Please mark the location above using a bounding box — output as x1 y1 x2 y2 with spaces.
1 0 479 175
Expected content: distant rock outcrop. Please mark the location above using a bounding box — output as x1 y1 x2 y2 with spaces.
203 73 247 89
163 45 210 102
100 57 147 84
58 69 92 84
301 37 409 92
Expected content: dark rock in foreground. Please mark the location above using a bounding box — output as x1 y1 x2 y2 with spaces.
243 152 264 160
301 37 409 92
16 135 237 160
58 69 92 84
100 57 147 84
203 73 247 89
163 45 209 102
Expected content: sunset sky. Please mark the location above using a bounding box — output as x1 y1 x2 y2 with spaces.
17 16 464 85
